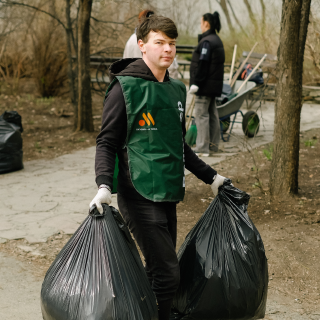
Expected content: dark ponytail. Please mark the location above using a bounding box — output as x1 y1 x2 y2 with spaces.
203 11 221 33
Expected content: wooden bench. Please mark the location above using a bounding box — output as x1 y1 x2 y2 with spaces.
239 51 277 70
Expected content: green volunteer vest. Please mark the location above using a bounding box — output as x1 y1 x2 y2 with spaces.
108 76 186 202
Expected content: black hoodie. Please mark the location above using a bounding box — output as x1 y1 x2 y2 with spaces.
95 58 217 200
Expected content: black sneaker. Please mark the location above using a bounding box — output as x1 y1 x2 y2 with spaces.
209 143 219 152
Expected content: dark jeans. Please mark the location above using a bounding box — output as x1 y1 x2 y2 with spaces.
117 193 180 302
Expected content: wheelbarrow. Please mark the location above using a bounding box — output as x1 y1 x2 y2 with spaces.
217 80 260 142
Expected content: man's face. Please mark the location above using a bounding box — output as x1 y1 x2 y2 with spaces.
138 31 176 71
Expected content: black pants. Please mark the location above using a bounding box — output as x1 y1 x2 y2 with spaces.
117 193 180 302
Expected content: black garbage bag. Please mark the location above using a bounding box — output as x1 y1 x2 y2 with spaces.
171 179 268 320
0 110 23 132
215 94 229 106
0 111 23 174
41 204 159 320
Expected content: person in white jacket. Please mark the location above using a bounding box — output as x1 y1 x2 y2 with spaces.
123 32 143 58
123 9 180 79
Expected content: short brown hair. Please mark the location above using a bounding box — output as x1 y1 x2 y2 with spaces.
136 15 178 43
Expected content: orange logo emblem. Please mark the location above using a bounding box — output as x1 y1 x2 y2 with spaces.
139 113 155 126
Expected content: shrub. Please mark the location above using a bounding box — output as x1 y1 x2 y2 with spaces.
0 49 29 95
31 21 68 97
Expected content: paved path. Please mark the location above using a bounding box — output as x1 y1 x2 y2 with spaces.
0 252 43 320
0 101 320 243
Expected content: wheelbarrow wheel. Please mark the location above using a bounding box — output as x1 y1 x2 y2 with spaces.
220 117 230 133
242 111 260 138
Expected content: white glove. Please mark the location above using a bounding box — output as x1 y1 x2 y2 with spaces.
89 187 112 214
211 174 226 197
188 84 199 95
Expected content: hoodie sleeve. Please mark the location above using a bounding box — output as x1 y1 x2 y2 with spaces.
182 117 217 184
95 81 127 188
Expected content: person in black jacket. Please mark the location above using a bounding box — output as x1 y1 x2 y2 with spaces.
189 12 225 155
89 15 227 320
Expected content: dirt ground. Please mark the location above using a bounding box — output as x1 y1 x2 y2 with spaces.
1 89 320 317
0 89 103 162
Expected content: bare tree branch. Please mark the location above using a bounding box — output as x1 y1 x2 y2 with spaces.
0 0 67 30
91 16 125 25
298 0 312 61
215 0 235 34
243 0 258 29
0 22 23 38
305 42 320 75
260 0 266 34
66 0 77 106
90 14 137 27
227 0 248 37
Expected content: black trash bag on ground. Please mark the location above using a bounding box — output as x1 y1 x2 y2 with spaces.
41 204 159 320
171 179 268 320
0 111 23 174
0 110 23 132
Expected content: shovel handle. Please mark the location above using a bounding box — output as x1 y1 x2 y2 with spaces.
186 96 196 131
229 44 237 85
230 42 258 88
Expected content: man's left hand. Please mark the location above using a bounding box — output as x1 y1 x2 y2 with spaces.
211 174 226 197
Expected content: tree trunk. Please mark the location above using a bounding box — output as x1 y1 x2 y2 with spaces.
75 0 93 132
65 0 77 108
269 0 311 196
217 0 235 35
243 0 258 29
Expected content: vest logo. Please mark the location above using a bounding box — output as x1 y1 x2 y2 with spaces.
139 112 155 126
178 101 184 122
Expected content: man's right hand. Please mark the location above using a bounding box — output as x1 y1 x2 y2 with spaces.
211 174 226 197
89 187 112 214
188 84 199 95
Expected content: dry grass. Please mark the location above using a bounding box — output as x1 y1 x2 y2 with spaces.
0 44 30 95
31 20 68 98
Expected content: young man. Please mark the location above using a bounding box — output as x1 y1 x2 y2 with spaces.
123 9 180 79
90 15 227 320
